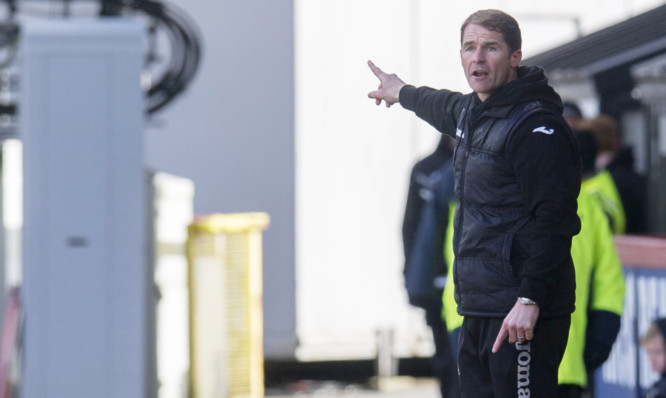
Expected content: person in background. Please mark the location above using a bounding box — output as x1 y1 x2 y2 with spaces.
562 101 584 130
441 200 462 360
557 130 625 398
402 135 460 398
577 114 648 234
584 114 620 172
640 318 666 398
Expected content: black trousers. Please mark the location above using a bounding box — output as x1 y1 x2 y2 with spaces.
558 384 584 398
458 315 571 398
424 302 461 398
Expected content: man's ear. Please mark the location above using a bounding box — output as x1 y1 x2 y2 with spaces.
511 49 522 68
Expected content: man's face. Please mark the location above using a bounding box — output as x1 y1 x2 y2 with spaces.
645 336 666 375
460 24 522 102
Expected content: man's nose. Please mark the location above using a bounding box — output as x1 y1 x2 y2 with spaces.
472 48 485 63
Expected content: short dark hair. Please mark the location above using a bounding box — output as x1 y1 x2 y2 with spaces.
461 10 522 53
563 102 583 119
641 319 666 346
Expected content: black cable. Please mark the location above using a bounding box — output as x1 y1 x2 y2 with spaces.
99 0 123 16
131 0 202 114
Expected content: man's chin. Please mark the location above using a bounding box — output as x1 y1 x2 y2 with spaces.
468 83 487 94
468 80 487 91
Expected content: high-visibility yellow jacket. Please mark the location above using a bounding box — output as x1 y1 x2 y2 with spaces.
558 187 625 387
582 169 625 235
442 202 463 332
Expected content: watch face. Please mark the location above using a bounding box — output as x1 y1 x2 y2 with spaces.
519 297 536 305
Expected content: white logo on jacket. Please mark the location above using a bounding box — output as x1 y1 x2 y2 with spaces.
532 126 555 135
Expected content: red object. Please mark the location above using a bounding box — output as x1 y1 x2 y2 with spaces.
0 287 21 398
614 235 666 269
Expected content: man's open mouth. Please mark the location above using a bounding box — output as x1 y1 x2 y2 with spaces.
472 70 488 77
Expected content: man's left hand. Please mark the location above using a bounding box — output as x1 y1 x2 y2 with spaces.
491 299 540 353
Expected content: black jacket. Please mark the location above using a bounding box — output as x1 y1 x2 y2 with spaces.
399 66 581 317
607 146 648 234
646 379 666 398
402 137 455 309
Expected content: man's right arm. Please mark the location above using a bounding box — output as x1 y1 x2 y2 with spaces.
367 60 464 137
399 85 464 137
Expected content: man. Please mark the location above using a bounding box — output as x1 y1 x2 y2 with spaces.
368 9 581 398
443 131 624 398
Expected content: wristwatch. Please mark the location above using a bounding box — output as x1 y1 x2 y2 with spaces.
518 297 538 306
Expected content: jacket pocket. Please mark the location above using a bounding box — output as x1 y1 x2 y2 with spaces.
501 233 520 283
455 256 519 314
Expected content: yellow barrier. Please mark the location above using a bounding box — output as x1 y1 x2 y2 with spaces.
187 212 270 398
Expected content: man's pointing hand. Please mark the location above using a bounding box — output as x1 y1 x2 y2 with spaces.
367 60 406 108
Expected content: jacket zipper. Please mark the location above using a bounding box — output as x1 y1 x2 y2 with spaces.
453 102 473 302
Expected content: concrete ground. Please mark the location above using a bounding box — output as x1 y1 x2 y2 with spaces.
265 376 440 398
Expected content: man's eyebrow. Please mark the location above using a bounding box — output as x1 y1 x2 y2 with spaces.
462 39 500 48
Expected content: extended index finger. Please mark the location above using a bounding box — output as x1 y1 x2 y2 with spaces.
367 60 386 79
492 325 508 353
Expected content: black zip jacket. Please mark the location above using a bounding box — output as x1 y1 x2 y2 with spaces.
399 66 581 318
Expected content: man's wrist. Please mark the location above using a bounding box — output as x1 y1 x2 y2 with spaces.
518 297 538 306
398 84 415 108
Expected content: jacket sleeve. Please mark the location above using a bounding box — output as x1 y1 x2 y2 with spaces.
588 195 625 315
399 85 465 137
584 195 626 371
507 113 582 306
